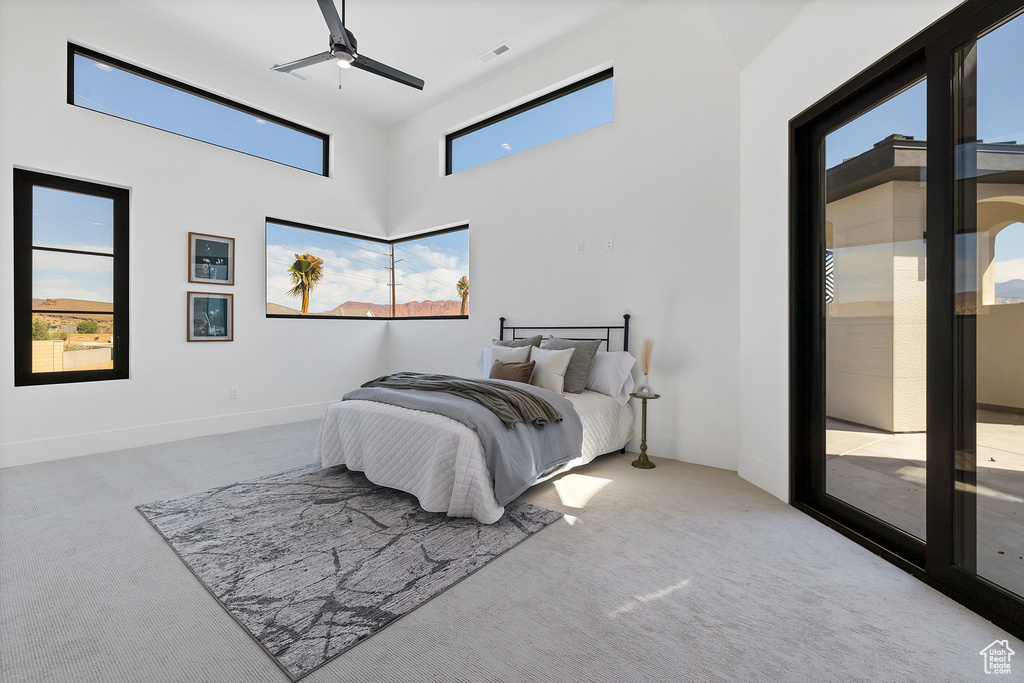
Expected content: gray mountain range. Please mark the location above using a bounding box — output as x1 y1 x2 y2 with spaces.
996 279 1024 298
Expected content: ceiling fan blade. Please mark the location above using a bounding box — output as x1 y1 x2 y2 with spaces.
271 51 335 73
316 0 355 53
352 54 424 90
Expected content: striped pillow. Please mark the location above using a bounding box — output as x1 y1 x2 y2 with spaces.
540 337 602 393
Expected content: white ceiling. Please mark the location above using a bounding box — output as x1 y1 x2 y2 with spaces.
703 0 810 69
115 0 636 126
110 0 810 127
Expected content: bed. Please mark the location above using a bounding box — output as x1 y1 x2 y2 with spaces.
314 316 636 523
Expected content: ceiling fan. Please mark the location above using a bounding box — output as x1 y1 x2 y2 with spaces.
271 0 424 90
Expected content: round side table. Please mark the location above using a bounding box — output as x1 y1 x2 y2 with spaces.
629 392 660 469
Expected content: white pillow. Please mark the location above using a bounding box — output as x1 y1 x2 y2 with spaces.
585 351 636 405
476 345 530 377
528 346 574 395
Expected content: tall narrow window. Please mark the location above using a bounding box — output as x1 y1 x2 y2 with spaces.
446 68 613 174
956 9 1024 600
69 44 328 176
823 81 929 541
13 170 129 385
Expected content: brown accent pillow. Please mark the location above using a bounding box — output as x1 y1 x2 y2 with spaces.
489 359 536 384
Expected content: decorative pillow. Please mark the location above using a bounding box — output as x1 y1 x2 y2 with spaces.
489 359 535 384
585 351 637 405
475 345 531 377
528 346 574 395
540 337 602 394
491 335 542 348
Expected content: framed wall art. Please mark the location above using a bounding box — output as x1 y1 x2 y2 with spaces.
188 232 234 285
187 292 233 342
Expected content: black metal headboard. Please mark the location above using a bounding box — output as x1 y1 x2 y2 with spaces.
498 314 630 352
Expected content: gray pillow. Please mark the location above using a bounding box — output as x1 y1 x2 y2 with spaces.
540 337 602 393
491 335 542 348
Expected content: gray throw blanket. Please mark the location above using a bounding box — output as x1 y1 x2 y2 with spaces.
343 376 583 506
361 373 561 430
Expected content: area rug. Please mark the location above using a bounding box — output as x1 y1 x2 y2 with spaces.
137 464 561 681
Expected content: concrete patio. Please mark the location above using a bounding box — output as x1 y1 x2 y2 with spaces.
826 409 1024 597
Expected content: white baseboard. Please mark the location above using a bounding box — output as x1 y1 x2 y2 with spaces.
0 402 331 469
633 431 739 471
737 449 789 503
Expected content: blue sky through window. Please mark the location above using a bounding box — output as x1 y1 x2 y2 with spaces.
31 187 114 304
824 80 927 170
995 223 1024 284
824 13 1024 170
449 76 613 173
979 13 1024 284
266 223 469 316
978 12 1024 147
32 252 113 304
826 12 1024 277
73 53 325 174
267 223 391 313
393 231 470 307
33 187 113 253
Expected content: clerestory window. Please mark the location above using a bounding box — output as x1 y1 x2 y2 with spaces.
445 68 613 175
69 43 329 176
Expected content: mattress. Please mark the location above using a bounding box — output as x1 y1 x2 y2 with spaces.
314 389 634 523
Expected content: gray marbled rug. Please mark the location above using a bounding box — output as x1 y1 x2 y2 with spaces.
137 464 561 681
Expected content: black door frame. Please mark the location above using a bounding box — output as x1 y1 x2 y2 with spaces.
790 0 1024 640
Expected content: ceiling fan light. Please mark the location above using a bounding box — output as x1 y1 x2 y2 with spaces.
336 53 355 69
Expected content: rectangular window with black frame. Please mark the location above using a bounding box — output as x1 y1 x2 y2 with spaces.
13 169 129 386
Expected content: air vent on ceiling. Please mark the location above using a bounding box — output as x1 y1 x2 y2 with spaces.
478 44 510 63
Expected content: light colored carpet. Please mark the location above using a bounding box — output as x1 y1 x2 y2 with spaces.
0 420 1019 682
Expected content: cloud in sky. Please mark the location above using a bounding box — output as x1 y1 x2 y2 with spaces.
266 243 391 310
393 238 469 303
994 222 1024 282
266 223 468 312
995 256 1024 283
32 251 113 303
266 243 467 311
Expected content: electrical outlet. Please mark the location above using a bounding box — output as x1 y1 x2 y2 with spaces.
605 237 614 251
576 240 585 255
230 387 240 400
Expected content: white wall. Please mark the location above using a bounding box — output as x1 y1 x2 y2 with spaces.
384 1 743 471
737 0 962 500
2 0 974 495
0 1 389 467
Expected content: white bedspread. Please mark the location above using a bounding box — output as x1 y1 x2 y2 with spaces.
313 389 634 523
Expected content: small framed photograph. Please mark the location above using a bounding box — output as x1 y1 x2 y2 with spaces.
188 232 234 285
187 292 233 342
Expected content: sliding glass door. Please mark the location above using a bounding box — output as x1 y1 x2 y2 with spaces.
824 80 929 543
791 0 1024 639
955 10 1024 600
